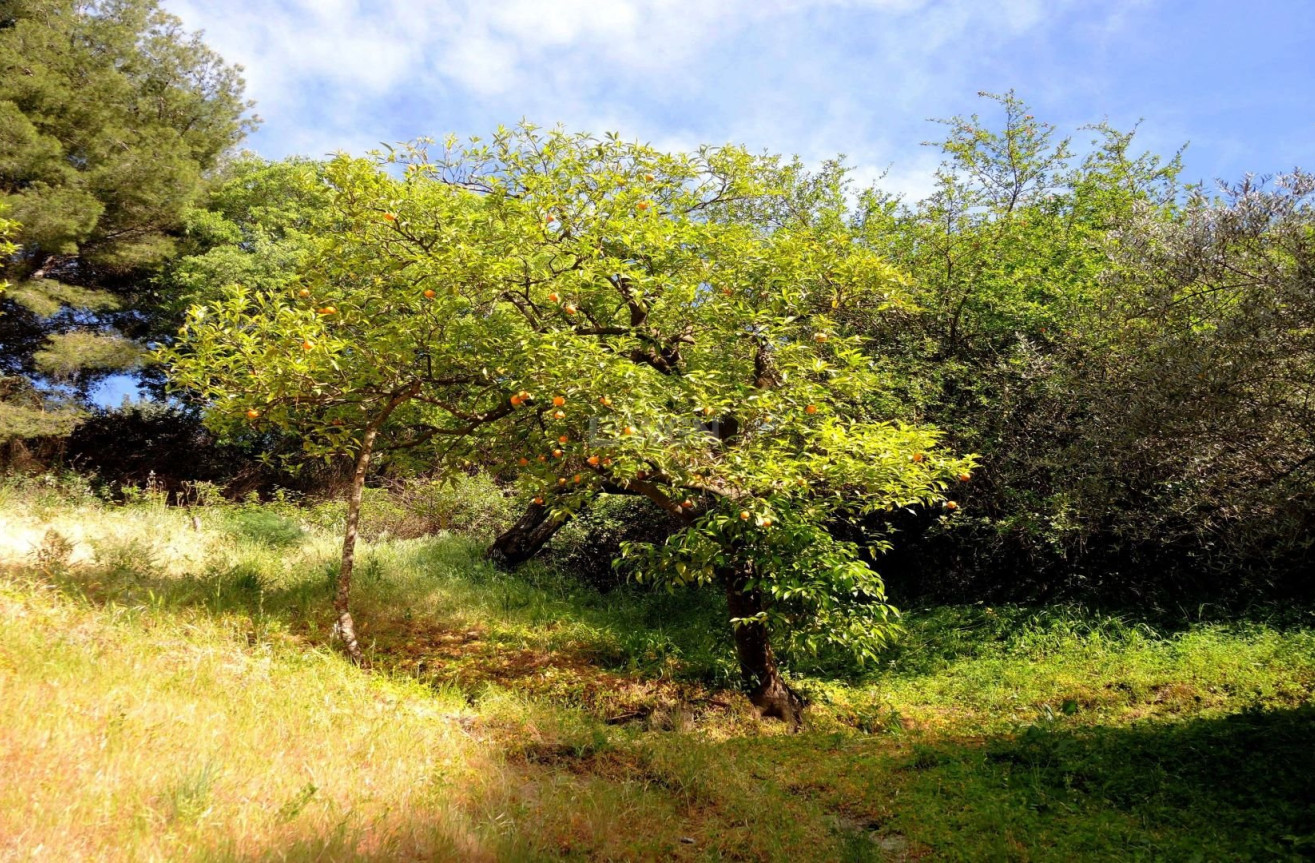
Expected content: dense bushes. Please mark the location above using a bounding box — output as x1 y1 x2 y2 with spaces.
856 94 1315 606
546 495 685 591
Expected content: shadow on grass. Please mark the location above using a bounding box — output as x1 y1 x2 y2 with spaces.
874 704 1315 860
13 528 742 717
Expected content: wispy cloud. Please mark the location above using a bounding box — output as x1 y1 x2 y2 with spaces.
165 0 1312 197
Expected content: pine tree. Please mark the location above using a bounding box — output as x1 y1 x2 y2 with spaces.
0 0 254 445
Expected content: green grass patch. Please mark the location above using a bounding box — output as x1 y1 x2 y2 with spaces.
1 489 1313 860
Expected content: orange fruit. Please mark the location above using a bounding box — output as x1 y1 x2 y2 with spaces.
558 477 567 485
518 457 529 466
424 289 436 298
958 472 971 482
622 425 636 435
548 292 560 303
805 404 817 415
564 303 577 315
912 452 925 463
538 454 547 462
587 455 600 466
644 173 654 182
553 410 565 420
559 435 569 444
533 496 544 505
298 289 310 298
383 212 396 221
553 449 564 458
636 201 650 211
740 511 750 520
761 518 773 527
702 406 714 416
680 499 693 509
814 333 829 342
553 396 566 407
602 458 612 467
573 474 582 483
245 408 260 420
518 390 531 402
510 395 522 407
318 307 334 315
945 501 959 511
546 214 556 223
301 340 313 351
599 396 612 406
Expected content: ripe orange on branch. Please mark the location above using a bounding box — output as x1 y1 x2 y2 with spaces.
245 408 261 420
553 396 566 407
423 289 436 299
587 455 600 466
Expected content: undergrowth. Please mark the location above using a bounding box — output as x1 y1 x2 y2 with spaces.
1 482 1312 860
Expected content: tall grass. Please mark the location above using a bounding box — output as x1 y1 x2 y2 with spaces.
2 480 1313 860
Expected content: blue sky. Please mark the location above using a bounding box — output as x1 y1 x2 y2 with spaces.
98 0 1312 405
162 0 1313 197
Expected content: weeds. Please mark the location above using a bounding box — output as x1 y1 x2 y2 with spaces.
1 490 1312 860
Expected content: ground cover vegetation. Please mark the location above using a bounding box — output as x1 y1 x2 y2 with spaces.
1 482 1312 860
2 2 1314 859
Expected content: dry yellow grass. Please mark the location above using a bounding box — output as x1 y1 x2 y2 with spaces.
4 487 1312 861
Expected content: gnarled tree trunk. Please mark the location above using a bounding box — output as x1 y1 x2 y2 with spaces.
723 561 806 727
486 501 572 569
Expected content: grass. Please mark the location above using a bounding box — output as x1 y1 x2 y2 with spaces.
1 481 1313 860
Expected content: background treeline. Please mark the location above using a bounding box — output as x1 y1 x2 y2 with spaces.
2 2 1311 608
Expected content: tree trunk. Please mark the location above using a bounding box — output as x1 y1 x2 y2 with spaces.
335 424 378 666
334 383 419 666
723 562 806 727
486 501 572 569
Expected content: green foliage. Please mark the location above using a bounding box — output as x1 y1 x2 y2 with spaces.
0 0 252 426
164 126 974 665
850 91 1314 602
32 331 146 377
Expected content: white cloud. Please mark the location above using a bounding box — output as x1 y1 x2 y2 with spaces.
164 0 1139 196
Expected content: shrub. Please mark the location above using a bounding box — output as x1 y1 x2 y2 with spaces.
548 495 684 592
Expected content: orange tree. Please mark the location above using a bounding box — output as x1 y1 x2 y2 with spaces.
160 157 512 664
165 128 973 720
